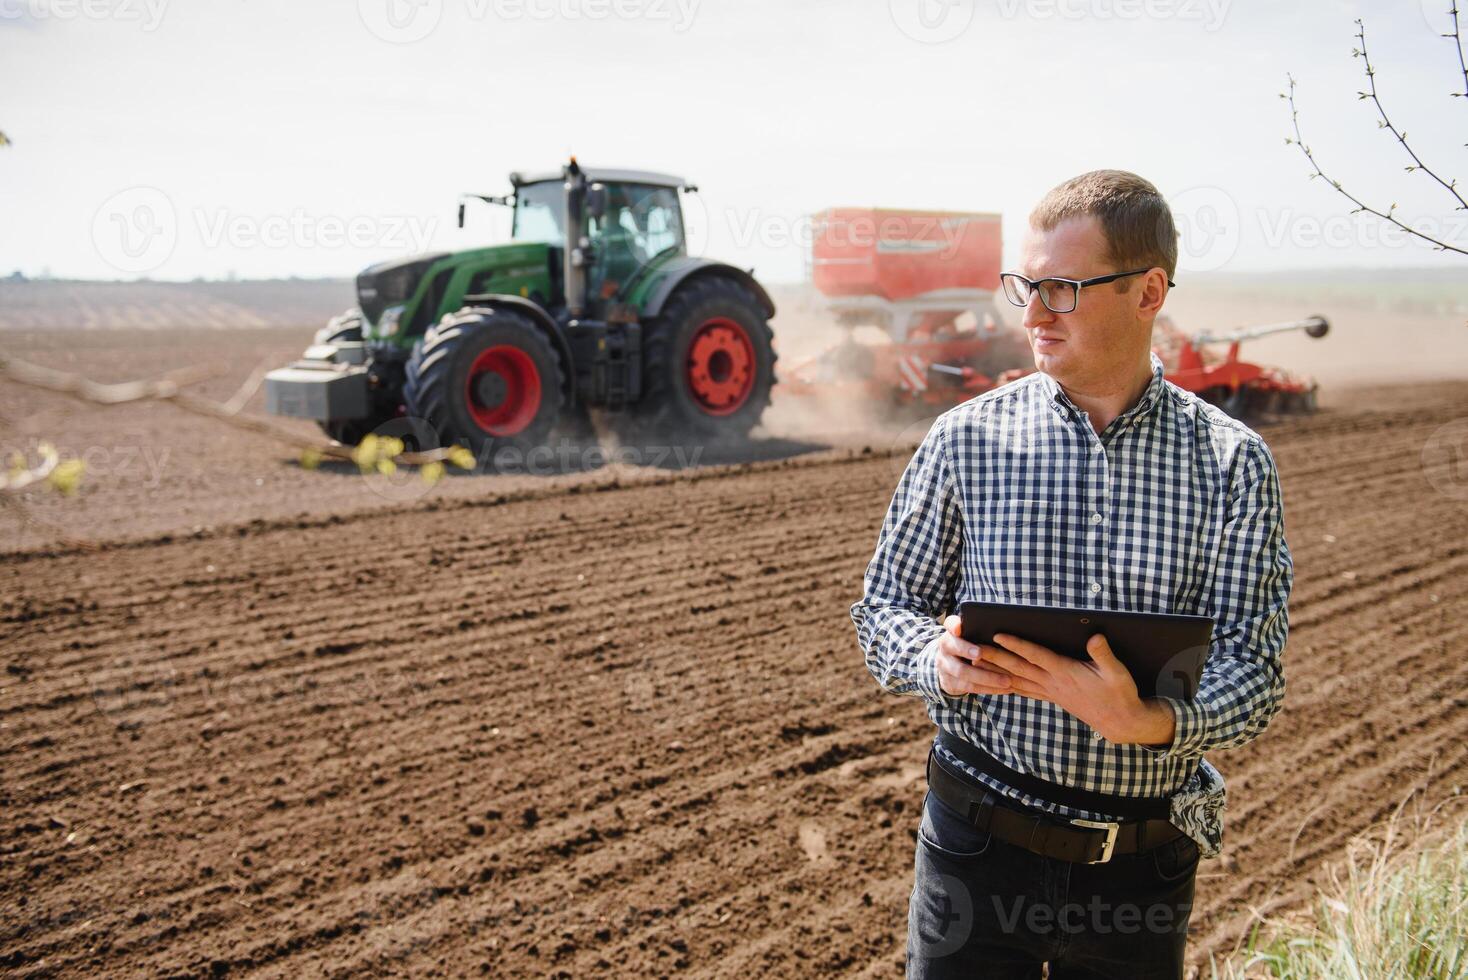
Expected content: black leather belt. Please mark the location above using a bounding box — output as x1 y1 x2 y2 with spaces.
926 746 1183 864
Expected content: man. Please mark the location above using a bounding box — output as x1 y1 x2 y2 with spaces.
850 170 1292 978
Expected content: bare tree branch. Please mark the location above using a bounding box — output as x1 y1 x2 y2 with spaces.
1352 19 1466 211
1451 5 1468 112
0 352 472 467
1284 74 1468 257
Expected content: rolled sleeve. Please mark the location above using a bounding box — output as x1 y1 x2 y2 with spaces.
850 415 965 709
1140 437 1292 759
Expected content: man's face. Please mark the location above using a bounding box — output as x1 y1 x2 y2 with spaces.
1015 214 1158 391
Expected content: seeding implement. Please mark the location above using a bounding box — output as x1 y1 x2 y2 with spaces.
782 205 1328 421
781 207 1028 413
265 160 776 462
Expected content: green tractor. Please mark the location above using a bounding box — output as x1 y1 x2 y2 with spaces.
265 159 777 466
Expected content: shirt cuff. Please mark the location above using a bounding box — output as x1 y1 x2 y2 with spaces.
914 633 960 709
1136 696 1209 759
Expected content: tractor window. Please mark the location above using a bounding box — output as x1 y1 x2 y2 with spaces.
590 184 684 260
512 182 566 244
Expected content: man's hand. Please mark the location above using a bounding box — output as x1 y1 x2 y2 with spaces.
935 614 1023 697
978 632 1178 747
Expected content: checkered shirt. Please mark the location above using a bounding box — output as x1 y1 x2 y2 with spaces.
850 351 1293 858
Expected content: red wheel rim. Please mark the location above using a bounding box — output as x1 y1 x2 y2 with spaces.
686 317 755 416
465 345 542 435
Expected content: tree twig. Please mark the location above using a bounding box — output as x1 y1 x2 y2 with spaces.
1352 19 1466 211
1283 74 1468 257
1451 4 1468 115
0 352 467 465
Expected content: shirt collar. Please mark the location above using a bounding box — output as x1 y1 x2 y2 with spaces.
1037 350 1167 427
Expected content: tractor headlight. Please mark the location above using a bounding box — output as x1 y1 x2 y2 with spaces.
377 305 406 337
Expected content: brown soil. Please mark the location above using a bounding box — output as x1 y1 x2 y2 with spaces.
4 346 1467 976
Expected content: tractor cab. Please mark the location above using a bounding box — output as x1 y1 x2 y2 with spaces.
504 165 691 320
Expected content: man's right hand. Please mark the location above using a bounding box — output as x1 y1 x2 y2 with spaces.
936 614 1020 697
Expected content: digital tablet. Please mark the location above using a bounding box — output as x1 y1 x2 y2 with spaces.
959 601 1214 701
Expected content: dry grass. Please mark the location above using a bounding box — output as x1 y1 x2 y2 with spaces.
1211 794 1468 979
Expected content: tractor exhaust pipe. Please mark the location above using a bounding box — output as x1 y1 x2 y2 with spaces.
563 159 589 318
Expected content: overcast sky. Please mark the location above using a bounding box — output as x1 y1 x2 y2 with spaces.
2 0 1466 282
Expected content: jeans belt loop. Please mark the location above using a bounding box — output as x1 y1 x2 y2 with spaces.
969 791 995 832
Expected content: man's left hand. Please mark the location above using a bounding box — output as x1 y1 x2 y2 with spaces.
979 633 1177 747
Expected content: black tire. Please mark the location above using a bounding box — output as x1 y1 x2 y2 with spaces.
403 307 566 469
617 276 776 447
309 309 380 445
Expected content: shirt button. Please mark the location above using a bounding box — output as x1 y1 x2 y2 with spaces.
1090 512 1103 525
1090 582 1102 594
1093 443 1103 453
1091 730 1103 740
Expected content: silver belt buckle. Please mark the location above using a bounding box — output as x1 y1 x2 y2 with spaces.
1070 818 1120 863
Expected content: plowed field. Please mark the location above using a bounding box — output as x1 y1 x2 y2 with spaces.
5 371 1467 977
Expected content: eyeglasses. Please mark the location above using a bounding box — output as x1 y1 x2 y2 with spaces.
999 268 1176 314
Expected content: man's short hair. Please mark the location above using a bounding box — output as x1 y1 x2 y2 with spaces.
1030 170 1177 284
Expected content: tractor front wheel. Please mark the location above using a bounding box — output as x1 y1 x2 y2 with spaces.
310 308 387 446
404 308 566 469
617 276 776 448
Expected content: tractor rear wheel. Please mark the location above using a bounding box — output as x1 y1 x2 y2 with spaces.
617 276 776 447
404 308 566 469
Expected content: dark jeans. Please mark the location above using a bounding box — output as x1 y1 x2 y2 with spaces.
906 788 1199 979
